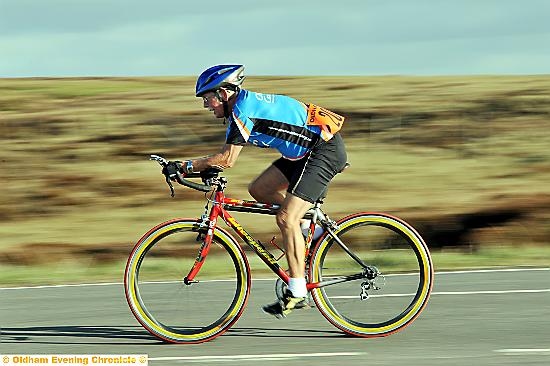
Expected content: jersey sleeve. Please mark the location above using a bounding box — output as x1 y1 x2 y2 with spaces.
225 120 247 145
225 109 253 145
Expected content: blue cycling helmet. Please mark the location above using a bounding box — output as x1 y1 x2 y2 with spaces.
195 64 245 97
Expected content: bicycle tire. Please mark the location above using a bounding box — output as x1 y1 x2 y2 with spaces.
309 212 433 337
124 218 250 343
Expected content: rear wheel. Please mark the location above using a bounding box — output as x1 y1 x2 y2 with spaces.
309 213 433 337
124 219 250 343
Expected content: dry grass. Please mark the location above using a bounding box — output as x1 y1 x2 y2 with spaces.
1 75 550 282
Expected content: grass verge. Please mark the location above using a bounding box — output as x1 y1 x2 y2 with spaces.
1 246 548 287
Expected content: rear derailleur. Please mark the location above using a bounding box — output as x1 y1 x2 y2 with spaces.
360 266 384 301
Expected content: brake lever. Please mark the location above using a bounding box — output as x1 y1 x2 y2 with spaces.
150 154 176 197
150 154 169 166
165 175 175 197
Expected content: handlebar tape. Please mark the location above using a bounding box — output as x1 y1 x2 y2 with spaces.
175 171 212 192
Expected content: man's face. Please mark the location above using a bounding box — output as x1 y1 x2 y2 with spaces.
202 91 225 118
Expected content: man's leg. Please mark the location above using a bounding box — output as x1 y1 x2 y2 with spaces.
276 193 312 281
250 163 311 283
262 193 312 318
248 164 288 204
251 163 312 281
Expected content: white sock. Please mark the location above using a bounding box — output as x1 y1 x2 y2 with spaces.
288 277 307 298
300 220 324 240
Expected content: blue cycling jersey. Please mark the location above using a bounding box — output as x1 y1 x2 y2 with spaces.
225 89 323 160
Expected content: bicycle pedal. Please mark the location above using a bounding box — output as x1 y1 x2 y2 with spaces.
360 281 370 300
183 277 199 285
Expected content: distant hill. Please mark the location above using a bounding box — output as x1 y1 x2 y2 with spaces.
1 75 549 269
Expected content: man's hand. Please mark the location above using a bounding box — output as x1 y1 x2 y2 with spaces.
163 160 184 181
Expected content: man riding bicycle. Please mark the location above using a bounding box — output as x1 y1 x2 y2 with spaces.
168 64 347 318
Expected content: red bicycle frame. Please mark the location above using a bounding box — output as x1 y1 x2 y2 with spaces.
183 187 321 290
148 154 372 295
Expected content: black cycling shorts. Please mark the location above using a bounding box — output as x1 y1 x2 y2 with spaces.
272 133 347 203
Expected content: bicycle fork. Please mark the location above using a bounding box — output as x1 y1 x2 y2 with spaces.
182 206 223 285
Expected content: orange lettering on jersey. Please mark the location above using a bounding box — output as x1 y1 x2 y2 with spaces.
306 104 345 141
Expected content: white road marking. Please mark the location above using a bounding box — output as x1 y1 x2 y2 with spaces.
431 289 550 295
495 348 550 355
0 267 547 290
149 352 365 362
436 267 549 275
0 281 123 290
331 288 550 299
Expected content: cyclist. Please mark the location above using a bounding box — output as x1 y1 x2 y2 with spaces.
169 64 347 318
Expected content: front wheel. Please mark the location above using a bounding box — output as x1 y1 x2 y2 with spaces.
124 219 250 343
309 213 433 337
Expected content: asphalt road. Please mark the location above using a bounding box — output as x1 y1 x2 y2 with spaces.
1 268 549 366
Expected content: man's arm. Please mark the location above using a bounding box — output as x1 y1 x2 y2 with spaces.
188 144 243 172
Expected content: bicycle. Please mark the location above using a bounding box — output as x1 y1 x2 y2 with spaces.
124 154 434 344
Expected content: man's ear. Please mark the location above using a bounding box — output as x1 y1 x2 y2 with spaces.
218 88 234 101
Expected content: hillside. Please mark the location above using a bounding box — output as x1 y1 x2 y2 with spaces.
1 75 549 282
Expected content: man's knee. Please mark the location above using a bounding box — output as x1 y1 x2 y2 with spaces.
248 181 259 200
249 177 286 203
276 209 291 231
276 209 301 231
248 180 266 201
